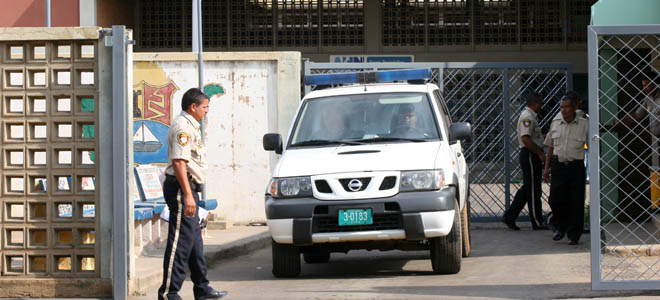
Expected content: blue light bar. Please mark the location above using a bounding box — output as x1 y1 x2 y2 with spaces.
304 68 432 86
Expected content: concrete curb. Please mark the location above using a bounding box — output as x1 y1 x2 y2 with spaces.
130 231 271 295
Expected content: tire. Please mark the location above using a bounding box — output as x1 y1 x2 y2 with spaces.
461 199 472 257
430 201 462 274
303 251 330 264
271 239 301 278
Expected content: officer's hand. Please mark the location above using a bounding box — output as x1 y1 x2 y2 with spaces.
537 153 545 162
543 167 550 182
183 193 196 218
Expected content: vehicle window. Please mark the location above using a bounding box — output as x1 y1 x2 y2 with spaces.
289 92 440 147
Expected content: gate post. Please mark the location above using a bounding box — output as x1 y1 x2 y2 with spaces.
503 68 511 210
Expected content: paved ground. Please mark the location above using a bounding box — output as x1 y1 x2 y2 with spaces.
130 224 660 300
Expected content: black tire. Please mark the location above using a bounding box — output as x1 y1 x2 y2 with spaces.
303 251 330 264
430 202 462 274
271 239 301 278
461 199 472 257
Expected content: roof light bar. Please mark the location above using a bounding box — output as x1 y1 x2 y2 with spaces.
304 68 432 86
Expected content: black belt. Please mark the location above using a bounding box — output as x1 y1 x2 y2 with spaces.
551 155 583 166
165 174 202 192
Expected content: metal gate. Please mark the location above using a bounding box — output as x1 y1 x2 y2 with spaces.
304 61 572 222
588 25 660 290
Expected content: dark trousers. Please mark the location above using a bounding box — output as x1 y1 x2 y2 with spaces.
504 148 545 227
548 158 586 242
158 175 212 300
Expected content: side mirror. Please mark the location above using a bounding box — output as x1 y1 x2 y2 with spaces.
449 122 472 143
263 133 283 154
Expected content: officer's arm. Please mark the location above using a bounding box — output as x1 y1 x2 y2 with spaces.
172 159 196 218
543 146 554 181
521 135 544 161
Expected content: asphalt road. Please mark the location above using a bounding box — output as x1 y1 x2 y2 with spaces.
134 228 659 300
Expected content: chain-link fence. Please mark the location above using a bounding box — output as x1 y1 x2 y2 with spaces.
588 25 660 290
303 61 572 222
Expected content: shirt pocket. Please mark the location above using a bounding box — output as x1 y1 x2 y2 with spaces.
568 135 585 151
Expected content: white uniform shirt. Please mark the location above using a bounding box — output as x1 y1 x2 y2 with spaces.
544 115 589 163
518 107 544 149
165 111 207 184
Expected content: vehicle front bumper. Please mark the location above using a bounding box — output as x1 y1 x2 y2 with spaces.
265 187 456 245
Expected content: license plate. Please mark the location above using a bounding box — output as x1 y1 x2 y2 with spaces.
338 208 373 226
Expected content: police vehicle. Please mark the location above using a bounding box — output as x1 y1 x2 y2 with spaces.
263 68 472 277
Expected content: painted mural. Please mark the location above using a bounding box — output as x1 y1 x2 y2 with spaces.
133 80 178 164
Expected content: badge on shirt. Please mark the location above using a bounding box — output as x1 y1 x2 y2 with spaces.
522 119 530 128
177 132 190 146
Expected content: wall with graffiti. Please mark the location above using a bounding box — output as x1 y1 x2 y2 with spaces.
133 52 301 223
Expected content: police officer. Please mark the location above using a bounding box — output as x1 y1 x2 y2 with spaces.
158 88 227 300
502 92 547 230
543 94 589 245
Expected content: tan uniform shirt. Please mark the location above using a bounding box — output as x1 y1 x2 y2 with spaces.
518 107 544 149
544 115 589 162
165 111 207 184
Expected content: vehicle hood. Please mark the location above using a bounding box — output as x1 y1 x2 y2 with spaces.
274 142 445 177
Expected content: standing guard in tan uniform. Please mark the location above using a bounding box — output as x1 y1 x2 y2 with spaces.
158 88 227 300
543 93 589 245
502 92 547 230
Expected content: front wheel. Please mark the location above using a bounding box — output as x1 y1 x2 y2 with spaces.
430 202 462 274
272 239 301 278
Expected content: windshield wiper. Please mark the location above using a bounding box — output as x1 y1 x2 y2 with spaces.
290 139 364 147
355 137 426 143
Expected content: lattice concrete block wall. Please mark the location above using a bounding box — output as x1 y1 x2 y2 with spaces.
0 27 111 298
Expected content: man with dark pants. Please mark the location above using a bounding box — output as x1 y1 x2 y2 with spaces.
543 94 589 245
158 88 227 300
503 92 547 230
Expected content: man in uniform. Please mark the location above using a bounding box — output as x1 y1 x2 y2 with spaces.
158 88 227 300
543 94 589 245
502 92 547 230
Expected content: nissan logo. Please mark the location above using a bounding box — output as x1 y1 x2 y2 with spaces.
347 179 363 192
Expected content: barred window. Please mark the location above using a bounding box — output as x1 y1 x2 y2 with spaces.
322 0 364 46
231 0 274 47
428 0 471 46
382 0 426 46
139 0 184 50
474 0 517 45
520 0 563 44
278 0 319 47
568 0 596 43
203 0 229 48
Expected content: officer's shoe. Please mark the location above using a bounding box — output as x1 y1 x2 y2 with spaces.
552 230 565 241
501 217 520 231
568 239 579 245
198 290 228 300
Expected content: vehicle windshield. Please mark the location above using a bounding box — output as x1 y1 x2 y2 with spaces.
289 92 440 147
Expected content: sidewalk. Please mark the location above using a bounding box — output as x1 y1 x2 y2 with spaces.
130 225 271 295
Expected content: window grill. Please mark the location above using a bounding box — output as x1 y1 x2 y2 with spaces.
321 0 364 46
568 0 596 43
278 0 319 47
139 0 184 49
474 0 518 45
382 0 425 46
427 0 472 46
520 0 563 44
231 0 274 47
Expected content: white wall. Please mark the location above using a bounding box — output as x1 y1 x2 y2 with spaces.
133 52 301 224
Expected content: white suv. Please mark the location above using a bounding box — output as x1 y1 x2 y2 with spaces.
263 69 472 277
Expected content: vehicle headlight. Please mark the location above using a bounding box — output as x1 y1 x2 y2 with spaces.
268 177 313 198
400 170 445 191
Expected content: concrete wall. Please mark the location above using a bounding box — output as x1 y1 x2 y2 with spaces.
133 52 300 224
